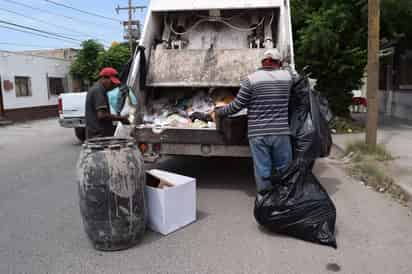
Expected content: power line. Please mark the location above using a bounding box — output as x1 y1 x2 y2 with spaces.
116 1 146 51
1 0 116 28
0 7 112 44
0 19 83 42
45 0 121 23
0 25 80 45
0 7 84 37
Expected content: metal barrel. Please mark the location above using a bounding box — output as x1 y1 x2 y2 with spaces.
77 137 146 251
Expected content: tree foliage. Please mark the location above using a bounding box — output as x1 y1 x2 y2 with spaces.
292 0 368 117
292 0 412 117
70 40 104 83
70 40 131 84
380 0 412 42
97 43 131 75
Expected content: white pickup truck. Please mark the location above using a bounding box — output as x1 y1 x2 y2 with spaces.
58 92 87 141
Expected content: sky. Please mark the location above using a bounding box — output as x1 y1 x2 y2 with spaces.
0 0 148 51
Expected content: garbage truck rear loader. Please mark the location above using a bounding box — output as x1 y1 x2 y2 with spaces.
127 0 295 161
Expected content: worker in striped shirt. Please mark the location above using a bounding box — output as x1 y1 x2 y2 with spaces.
215 49 294 192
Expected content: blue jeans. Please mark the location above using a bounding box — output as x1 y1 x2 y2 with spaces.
249 135 293 192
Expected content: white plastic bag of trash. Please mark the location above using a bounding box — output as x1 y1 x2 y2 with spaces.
114 122 132 138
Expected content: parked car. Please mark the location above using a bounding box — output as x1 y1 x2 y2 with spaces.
351 90 367 113
58 92 87 141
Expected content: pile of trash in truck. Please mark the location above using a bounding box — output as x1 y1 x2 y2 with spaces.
142 88 237 129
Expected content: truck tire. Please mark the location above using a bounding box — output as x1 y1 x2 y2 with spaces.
75 127 86 142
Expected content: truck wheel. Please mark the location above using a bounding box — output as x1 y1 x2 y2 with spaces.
74 127 86 142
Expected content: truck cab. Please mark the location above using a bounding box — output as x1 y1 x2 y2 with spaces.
128 0 295 160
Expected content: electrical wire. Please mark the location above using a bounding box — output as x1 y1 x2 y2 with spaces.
44 0 121 23
0 25 80 45
168 15 268 36
219 16 266 32
267 11 274 27
1 0 116 28
0 19 83 42
196 13 246 21
0 7 83 37
0 6 112 43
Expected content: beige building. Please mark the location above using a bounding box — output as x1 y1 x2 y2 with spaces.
0 48 80 121
22 48 79 61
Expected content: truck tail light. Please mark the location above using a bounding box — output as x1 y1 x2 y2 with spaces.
58 97 63 115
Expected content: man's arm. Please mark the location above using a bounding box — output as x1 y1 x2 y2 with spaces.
97 110 130 124
215 78 253 117
94 90 129 124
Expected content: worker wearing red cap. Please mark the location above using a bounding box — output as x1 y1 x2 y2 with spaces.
85 67 129 139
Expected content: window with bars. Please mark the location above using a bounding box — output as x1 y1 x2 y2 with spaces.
15 76 32 97
48 77 65 95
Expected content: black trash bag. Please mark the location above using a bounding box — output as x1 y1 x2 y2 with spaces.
289 76 333 160
254 160 337 248
190 112 213 122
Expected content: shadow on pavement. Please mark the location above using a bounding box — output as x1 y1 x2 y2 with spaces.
149 156 256 197
314 161 342 197
138 210 210 247
318 177 342 197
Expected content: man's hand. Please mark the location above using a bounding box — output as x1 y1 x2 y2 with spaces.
215 102 227 108
210 111 216 122
121 116 130 125
210 102 227 122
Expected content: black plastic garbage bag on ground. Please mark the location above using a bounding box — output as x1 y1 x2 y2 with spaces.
289 76 333 160
254 160 337 248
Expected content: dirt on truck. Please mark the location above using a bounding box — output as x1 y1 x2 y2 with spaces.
126 0 295 160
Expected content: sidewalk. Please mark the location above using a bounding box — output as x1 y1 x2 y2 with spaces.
0 116 13 127
333 114 412 200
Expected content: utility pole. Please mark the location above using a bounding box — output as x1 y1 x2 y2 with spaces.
116 1 146 51
366 0 380 145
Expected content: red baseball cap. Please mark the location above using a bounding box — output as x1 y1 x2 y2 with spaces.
99 67 121 85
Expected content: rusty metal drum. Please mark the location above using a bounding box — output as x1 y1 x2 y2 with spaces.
77 137 146 251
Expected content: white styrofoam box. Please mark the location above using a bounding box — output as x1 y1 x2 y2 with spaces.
145 169 197 235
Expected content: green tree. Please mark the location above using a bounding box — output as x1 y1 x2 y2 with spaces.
381 0 412 42
291 0 368 117
97 43 131 74
70 41 131 85
291 0 412 117
70 40 104 83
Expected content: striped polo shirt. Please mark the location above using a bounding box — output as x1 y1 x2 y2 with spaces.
216 68 293 138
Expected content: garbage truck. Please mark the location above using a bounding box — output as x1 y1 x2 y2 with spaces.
127 0 295 161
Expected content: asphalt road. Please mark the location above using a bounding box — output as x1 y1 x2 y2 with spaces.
1 119 412 274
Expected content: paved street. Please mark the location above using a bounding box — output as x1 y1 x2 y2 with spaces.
1 119 412 274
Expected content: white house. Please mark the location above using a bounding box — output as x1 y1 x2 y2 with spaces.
0 50 75 121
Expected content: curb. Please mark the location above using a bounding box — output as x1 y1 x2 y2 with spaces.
0 120 13 127
333 141 412 208
329 143 346 160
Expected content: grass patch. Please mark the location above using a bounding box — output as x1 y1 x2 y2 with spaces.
350 161 393 189
345 141 409 204
330 117 365 134
346 141 394 161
